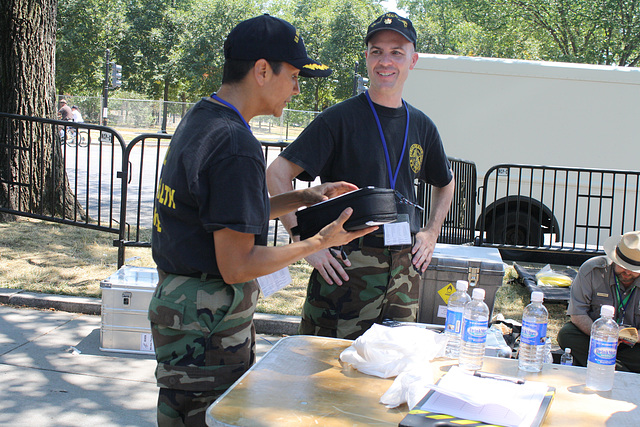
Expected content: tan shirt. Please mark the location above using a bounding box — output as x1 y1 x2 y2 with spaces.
568 256 640 326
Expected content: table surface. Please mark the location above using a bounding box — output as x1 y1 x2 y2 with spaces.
206 335 640 427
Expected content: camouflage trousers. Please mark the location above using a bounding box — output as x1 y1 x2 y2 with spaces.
149 271 260 427
299 241 421 340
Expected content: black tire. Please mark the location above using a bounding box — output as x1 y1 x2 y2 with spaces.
485 211 543 246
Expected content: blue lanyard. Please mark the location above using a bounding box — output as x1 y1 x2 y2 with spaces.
365 91 409 190
210 93 251 132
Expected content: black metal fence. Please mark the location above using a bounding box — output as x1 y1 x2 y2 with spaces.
1 112 480 269
0 112 124 237
478 164 640 261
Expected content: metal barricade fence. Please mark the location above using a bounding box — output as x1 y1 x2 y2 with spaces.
478 164 640 259
1 112 477 269
0 112 124 236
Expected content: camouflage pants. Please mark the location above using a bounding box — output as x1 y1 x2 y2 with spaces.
148 272 259 427
299 242 420 340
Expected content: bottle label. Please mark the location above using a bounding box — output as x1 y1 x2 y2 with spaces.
521 319 548 346
445 307 464 333
588 338 617 366
462 318 487 344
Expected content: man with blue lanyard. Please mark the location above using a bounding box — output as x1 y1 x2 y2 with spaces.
266 12 455 339
558 230 640 371
149 14 377 426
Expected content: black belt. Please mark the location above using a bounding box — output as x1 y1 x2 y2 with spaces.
346 234 415 250
158 269 222 281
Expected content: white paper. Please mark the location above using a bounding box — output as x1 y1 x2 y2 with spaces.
437 305 448 319
418 366 549 427
256 267 292 298
140 333 154 352
384 221 412 246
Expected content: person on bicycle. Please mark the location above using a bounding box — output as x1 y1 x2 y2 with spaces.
71 106 84 123
58 99 73 121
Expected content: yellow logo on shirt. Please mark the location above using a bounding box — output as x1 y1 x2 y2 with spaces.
409 144 423 173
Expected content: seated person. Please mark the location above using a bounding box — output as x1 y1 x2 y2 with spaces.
557 230 640 372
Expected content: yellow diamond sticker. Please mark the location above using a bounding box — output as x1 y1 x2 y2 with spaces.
438 283 456 305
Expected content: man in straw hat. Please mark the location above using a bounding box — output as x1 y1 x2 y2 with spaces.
149 14 376 426
557 230 640 371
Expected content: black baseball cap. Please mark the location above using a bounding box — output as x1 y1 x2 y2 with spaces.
224 14 332 78
365 12 417 47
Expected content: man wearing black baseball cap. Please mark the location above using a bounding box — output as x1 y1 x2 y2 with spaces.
268 12 455 340
149 14 375 426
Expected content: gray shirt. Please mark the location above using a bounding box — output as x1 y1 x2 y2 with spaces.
568 256 640 326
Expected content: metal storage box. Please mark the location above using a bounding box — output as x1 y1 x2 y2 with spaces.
100 265 158 354
418 244 504 325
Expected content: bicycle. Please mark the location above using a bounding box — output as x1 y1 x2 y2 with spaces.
60 126 88 147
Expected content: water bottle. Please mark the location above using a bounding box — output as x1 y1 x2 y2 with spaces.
459 288 490 371
444 280 472 359
560 348 574 366
586 305 619 391
518 291 549 372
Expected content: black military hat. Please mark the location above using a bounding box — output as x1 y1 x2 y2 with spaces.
224 14 332 78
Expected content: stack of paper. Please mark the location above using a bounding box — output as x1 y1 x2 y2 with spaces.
415 366 550 427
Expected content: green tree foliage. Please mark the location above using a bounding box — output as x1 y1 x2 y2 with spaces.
115 0 194 101
55 0 640 111
283 0 382 110
56 0 127 95
418 0 640 65
176 0 262 96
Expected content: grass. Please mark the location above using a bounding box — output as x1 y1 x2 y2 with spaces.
0 217 572 344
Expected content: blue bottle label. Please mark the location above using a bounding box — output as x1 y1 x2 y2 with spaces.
462 318 487 344
445 308 464 334
588 338 617 366
521 319 548 346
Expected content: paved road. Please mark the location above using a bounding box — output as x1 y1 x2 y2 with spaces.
63 138 302 246
0 302 284 427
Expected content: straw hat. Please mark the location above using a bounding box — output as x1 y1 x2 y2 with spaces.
604 231 640 273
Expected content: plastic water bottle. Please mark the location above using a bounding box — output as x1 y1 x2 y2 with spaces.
560 348 574 366
518 291 549 372
586 305 619 391
459 288 490 371
444 280 472 359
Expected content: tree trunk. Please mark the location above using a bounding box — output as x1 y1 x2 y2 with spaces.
0 0 85 222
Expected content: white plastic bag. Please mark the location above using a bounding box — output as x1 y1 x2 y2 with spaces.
339 323 448 378
380 364 434 409
535 264 572 287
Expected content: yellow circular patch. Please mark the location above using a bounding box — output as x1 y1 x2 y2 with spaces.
409 144 423 173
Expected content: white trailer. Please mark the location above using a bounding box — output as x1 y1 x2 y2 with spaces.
404 54 640 253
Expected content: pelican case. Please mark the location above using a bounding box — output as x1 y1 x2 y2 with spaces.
419 244 504 325
100 266 158 354
292 187 398 240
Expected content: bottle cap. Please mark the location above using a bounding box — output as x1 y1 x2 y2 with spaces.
472 287 485 300
531 291 544 302
601 305 615 318
456 280 469 291
564 348 571 354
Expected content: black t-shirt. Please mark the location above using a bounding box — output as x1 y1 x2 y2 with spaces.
280 93 452 233
152 98 270 277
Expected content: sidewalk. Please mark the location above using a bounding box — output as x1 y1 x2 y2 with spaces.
0 289 298 427
0 288 301 336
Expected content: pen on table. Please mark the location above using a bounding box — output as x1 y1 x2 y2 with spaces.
473 372 525 384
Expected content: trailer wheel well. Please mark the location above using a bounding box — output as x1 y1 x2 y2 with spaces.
476 197 560 244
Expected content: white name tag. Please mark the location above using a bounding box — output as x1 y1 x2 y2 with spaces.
384 221 412 246
256 267 292 298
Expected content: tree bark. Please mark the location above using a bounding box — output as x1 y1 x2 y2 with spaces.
0 0 85 222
